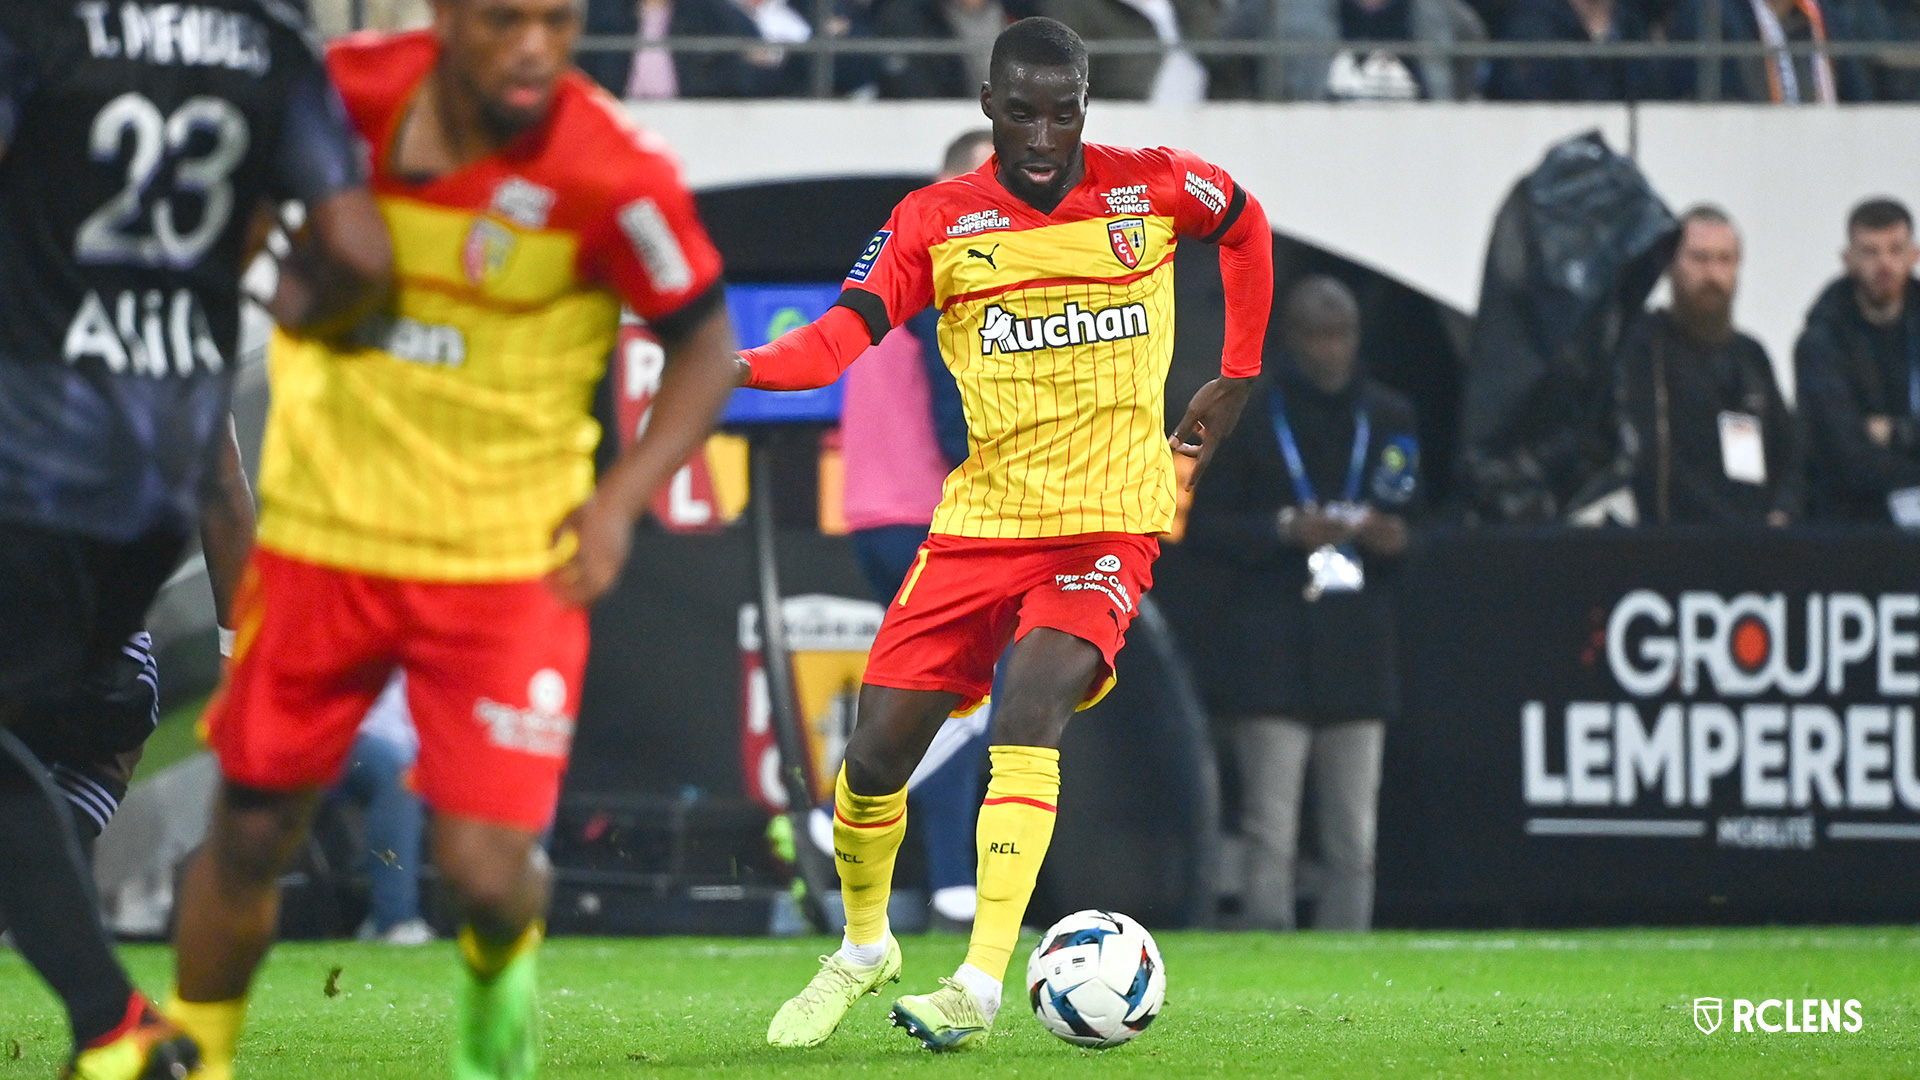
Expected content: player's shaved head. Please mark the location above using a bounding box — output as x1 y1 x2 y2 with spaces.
1284 276 1361 393
988 17 1089 87
981 19 1088 213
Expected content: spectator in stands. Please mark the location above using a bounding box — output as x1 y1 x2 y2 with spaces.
1221 0 1486 100
1037 0 1229 101
1490 0 1674 100
306 0 429 36
1796 197 1920 524
330 673 433 946
828 130 992 932
665 0 874 97
581 0 668 96
583 0 706 97
1185 276 1422 932
1669 0 1888 102
627 0 684 98
1875 0 1920 98
871 0 1013 97
1617 206 1801 526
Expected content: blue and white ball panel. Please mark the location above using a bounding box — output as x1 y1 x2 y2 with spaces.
1026 909 1166 1048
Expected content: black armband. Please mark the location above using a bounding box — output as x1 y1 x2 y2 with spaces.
834 288 892 346
1201 183 1248 245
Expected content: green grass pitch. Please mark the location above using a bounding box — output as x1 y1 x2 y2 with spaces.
2 929 1916 1077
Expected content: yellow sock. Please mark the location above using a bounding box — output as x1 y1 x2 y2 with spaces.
832 765 908 947
459 920 544 981
965 745 1060 981
161 992 245 1077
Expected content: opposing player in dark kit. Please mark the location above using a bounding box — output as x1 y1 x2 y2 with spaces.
0 2 390 1076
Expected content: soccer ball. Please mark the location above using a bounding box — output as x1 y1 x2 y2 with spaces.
1026 909 1166 1048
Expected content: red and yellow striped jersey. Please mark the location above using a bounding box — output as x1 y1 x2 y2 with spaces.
255 31 722 581
844 144 1252 539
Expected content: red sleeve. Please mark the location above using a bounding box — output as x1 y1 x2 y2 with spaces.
585 145 725 327
740 194 935 391
1160 147 1245 244
741 305 873 391
840 196 936 332
1215 193 1273 379
1158 148 1270 379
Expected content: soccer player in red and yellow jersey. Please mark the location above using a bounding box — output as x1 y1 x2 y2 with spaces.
751 18 1273 1053
161 2 741 1077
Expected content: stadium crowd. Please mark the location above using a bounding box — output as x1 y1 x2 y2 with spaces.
311 0 1920 102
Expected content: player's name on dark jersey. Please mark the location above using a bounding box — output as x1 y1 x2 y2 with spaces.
74 2 274 75
0 0 361 543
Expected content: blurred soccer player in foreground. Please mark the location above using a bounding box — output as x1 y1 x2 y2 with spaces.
0 0 389 1075
164 0 741 1076
744 17 1274 1052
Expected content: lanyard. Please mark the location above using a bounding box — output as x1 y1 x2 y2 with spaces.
1269 387 1370 506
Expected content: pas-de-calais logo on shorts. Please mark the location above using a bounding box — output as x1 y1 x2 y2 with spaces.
473 669 575 759
1693 996 1864 1035
1095 554 1122 573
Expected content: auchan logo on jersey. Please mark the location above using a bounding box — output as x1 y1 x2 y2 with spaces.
979 301 1148 355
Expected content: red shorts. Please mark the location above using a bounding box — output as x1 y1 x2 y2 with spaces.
206 547 588 832
862 532 1160 713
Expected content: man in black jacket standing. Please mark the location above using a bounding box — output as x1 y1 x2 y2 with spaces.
1185 276 1420 931
1797 197 1920 525
1618 205 1801 526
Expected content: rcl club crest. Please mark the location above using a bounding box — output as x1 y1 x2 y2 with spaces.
1107 217 1146 269
462 218 516 286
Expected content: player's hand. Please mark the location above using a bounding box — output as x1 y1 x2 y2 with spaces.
1170 376 1255 490
546 497 635 608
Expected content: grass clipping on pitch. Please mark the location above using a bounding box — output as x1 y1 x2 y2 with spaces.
1 929 1916 1077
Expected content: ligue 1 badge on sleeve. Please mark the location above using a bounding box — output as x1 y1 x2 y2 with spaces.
1108 217 1145 269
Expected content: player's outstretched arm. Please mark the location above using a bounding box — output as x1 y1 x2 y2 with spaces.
548 303 740 607
1171 189 1274 488
737 302 876 391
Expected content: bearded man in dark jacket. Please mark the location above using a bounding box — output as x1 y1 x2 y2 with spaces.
1796 197 1920 525
1618 205 1801 526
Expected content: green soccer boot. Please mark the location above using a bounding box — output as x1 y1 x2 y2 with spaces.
455 947 538 1080
766 936 904 1048
889 977 992 1051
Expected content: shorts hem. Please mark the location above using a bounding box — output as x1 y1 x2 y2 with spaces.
862 671 991 713
418 790 557 835
1011 620 1121 711
214 760 338 795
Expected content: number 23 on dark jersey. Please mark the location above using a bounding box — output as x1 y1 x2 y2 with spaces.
0 0 363 542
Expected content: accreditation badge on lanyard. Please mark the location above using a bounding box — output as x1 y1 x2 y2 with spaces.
1271 389 1370 602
